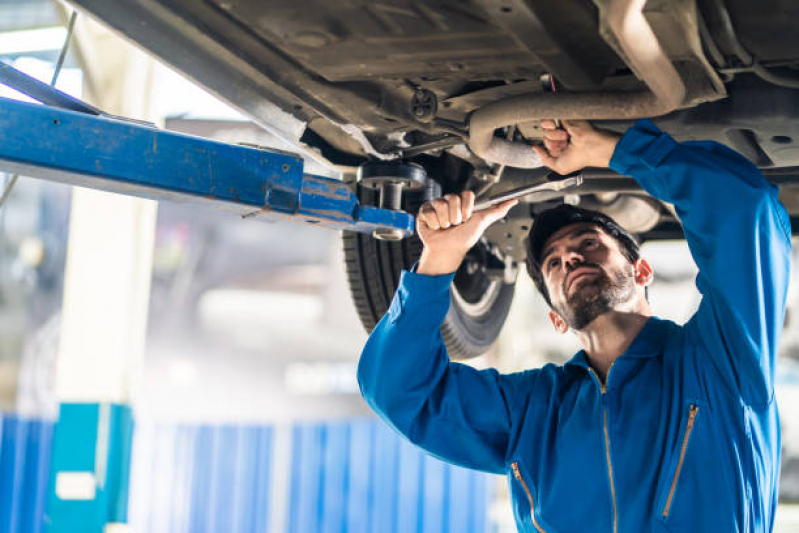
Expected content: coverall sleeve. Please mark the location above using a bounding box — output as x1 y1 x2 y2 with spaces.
357 268 519 474
610 119 792 406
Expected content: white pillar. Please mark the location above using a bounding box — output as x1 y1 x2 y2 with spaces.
46 14 161 533
55 189 156 404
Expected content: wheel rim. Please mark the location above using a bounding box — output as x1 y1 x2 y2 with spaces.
451 249 503 317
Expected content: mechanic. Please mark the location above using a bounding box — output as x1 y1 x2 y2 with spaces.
358 118 792 532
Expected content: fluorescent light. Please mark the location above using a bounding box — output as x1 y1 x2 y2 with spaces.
0 27 68 55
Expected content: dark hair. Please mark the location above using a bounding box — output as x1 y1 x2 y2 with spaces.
525 204 640 307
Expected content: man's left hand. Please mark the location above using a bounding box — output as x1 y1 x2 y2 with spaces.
533 120 622 175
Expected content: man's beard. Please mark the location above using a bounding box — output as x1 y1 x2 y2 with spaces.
554 263 637 330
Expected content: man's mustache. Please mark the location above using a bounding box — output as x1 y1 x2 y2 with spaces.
562 262 603 293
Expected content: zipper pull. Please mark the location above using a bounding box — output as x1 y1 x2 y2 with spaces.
687 405 698 428
511 461 521 480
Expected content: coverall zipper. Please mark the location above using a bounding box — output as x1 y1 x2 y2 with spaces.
662 405 699 517
511 461 546 533
588 365 618 533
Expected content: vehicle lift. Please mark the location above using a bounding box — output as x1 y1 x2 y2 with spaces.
0 61 417 242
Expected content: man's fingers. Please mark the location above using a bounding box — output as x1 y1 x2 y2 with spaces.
416 217 430 233
560 119 591 136
533 145 557 168
541 119 558 130
418 205 441 230
475 199 518 227
533 145 571 174
544 139 567 156
430 198 451 228
420 193 468 230
444 193 463 225
421 190 507 232
543 129 569 142
461 190 475 220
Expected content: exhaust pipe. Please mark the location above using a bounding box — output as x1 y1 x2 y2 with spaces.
468 0 686 168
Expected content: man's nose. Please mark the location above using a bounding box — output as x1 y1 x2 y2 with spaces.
563 251 584 271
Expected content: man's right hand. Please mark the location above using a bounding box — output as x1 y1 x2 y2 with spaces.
533 120 621 175
416 191 517 275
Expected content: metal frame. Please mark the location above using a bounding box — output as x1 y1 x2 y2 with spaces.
0 63 414 238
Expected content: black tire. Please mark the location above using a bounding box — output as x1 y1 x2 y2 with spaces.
342 187 515 359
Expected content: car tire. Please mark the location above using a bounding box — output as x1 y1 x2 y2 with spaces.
342 187 515 359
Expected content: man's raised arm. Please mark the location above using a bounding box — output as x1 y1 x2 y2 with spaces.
540 119 791 406
357 192 522 474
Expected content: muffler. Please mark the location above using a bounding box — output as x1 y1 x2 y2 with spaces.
468 0 687 168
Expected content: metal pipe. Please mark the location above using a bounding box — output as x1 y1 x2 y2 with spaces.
0 61 102 115
705 0 799 89
399 136 463 157
1 14 80 210
750 64 799 90
51 11 78 86
468 0 686 168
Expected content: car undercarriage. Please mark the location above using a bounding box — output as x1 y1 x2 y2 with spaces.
66 0 799 357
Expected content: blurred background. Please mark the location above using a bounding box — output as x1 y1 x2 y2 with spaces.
1 1 799 531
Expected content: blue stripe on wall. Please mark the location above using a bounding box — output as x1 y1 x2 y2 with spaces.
0 414 54 533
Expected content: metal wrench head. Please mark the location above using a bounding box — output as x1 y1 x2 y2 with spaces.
473 173 583 211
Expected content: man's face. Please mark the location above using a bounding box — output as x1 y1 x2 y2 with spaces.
540 222 639 330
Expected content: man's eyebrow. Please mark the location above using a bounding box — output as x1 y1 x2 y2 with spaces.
541 228 601 265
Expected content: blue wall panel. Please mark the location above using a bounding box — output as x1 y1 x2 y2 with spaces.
345 420 373 533
0 414 54 533
320 423 348 533
288 424 322 533
396 438 422 533
129 423 273 533
6 415 490 532
369 422 399 533
285 419 491 533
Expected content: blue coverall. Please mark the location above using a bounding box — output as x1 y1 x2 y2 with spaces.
358 120 792 532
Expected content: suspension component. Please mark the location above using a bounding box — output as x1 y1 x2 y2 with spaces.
357 161 430 240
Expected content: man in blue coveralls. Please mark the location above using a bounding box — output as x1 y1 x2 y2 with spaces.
358 118 792 532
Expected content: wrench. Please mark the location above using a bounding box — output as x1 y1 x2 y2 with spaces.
473 174 582 212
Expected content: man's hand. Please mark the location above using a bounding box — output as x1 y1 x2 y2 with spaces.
533 120 622 175
416 191 517 275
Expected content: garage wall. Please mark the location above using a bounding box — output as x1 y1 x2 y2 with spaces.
128 418 491 533
0 414 491 533
286 420 489 533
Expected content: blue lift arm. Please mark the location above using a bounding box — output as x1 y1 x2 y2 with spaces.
0 64 414 238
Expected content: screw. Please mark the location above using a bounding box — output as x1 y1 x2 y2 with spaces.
282 164 290 172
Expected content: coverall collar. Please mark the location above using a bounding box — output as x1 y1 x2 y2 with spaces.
564 315 666 370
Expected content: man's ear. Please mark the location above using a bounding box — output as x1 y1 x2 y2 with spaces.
634 258 654 286
548 310 569 334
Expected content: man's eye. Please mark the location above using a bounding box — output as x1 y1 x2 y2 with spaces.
582 239 597 248
548 258 560 270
